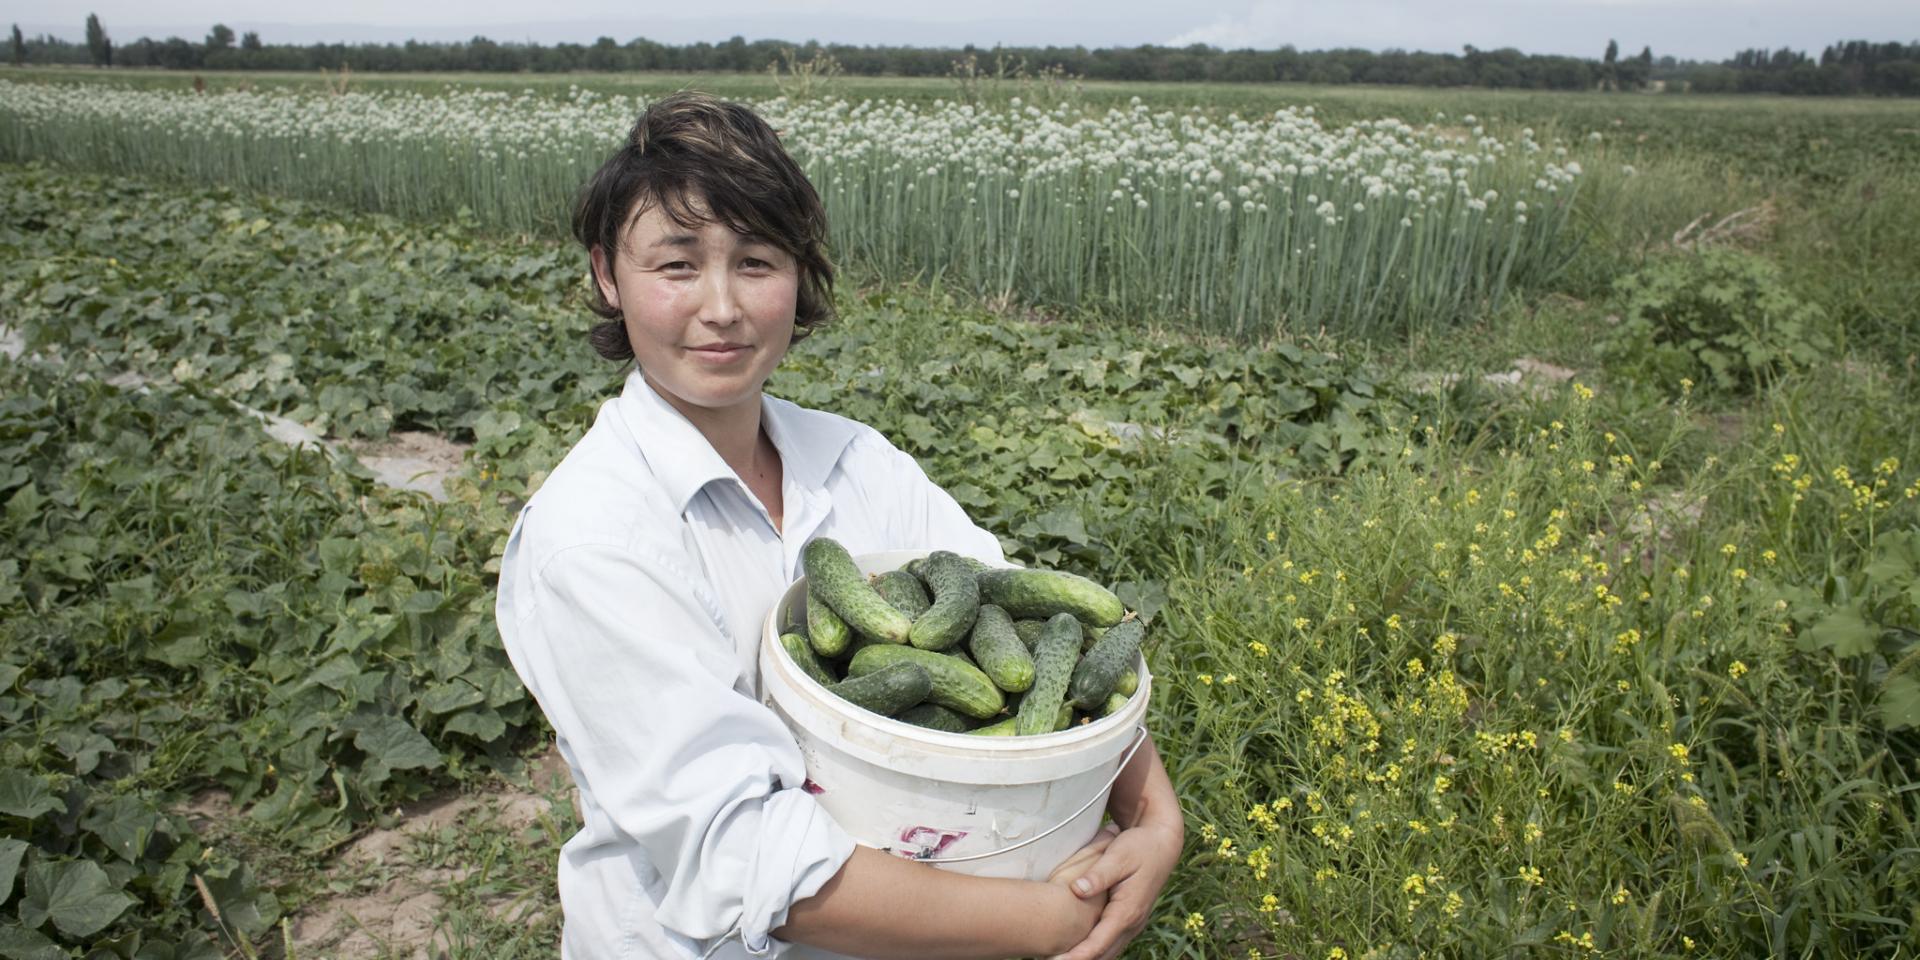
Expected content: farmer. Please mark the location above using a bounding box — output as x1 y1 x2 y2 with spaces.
494 92 1184 960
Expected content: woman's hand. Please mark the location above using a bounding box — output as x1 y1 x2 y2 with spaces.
1050 734 1185 960
1039 824 1119 954
1049 820 1182 960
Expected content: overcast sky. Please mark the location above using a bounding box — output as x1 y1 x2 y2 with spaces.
8 1 1913 62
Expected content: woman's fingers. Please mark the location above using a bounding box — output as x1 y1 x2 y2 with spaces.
1047 822 1121 886
1067 838 1138 898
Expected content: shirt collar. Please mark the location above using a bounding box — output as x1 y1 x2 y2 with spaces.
616 369 860 517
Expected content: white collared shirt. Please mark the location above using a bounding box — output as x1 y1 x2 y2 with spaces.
495 370 1003 959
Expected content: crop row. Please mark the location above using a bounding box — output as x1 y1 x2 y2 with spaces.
0 79 1607 338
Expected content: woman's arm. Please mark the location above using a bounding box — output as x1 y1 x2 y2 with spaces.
776 845 1106 959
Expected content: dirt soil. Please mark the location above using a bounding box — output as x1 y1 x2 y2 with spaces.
343 431 471 502
284 745 573 959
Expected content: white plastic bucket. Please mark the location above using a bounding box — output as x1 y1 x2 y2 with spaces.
759 550 1151 881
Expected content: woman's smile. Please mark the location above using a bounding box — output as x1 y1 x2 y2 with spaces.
686 341 753 364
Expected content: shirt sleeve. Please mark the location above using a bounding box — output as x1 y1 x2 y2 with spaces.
870 436 1008 566
501 538 855 956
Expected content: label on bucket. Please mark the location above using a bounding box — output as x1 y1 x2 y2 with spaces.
887 826 969 860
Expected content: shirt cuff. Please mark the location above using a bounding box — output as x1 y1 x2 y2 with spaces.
735 787 859 957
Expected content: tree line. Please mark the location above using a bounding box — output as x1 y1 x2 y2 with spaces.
8 15 1917 97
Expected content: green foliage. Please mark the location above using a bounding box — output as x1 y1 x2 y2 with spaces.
0 165 1399 953
0 363 536 953
1601 249 1833 396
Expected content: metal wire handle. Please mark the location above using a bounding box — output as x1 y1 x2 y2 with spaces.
902 724 1150 864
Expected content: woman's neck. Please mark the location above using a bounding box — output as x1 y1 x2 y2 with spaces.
646 374 771 484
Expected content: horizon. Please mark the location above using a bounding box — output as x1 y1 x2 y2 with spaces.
7 2 1916 64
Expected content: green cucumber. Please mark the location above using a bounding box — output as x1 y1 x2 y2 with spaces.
968 604 1035 693
827 661 931 716
906 553 990 581
1101 692 1130 717
908 551 981 651
779 632 836 688
978 569 1126 627
1016 613 1082 736
970 702 1072 736
1069 616 1146 709
1114 668 1139 697
848 644 1004 720
896 703 975 733
806 585 852 658
1013 619 1045 650
804 538 912 644
872 569 932 618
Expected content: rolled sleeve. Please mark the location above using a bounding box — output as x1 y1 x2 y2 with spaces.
506 541 855 954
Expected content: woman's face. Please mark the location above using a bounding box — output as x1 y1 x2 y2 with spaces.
591 197 798 421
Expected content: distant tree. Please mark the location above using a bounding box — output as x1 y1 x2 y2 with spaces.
9 23 23 65
241 30 262 51
84 13 110 66
207 23 234 52
1601 38 1618 89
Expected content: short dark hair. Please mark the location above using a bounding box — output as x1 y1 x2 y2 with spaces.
571 92 834 362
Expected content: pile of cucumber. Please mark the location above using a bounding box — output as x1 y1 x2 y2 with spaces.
778 538 1146 736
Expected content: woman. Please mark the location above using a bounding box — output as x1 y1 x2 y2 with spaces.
495 91 1184 960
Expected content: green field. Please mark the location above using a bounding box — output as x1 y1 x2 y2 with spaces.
1 71 1918 958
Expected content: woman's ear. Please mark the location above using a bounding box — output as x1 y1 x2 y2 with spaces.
589 245 621 313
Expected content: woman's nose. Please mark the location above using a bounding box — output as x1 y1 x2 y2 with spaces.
697 271 744 326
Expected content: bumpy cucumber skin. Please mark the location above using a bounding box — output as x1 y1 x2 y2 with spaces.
1114 668 1139 697
908 551 981 650
896 702 975 733
978 569 1126 627
1013 619 1045 650
806 585 852 658
872 570 933 618
1069 616 1146 709
780 632 836 687
970 702 1072 736
848 644 1005 720
827 661 932 716
1101 692 1130 717
908 554 990 580
968 604 1035 693
1016 613 1082 736
803 538 912 644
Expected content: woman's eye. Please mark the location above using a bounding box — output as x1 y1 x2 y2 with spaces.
742 257 771 269
660 261 692 271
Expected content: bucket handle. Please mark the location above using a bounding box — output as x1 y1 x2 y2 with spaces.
906 724 1150 865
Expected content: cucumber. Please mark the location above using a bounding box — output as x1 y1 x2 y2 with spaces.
806 585 852 658
1069 616 1146 709
970 702 1072 736
908 551 981 651
896 703 975 733
906 553 990 581
779 632 836 688
872 570 932 618
978 569 1126 628
804 537 912 644
1101 692 1130 717
848 644 1004 720
968 604 1035 693
1013 619 1045 650
1114 668 1139 697
1017 613 1082 736
827 661 931 716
